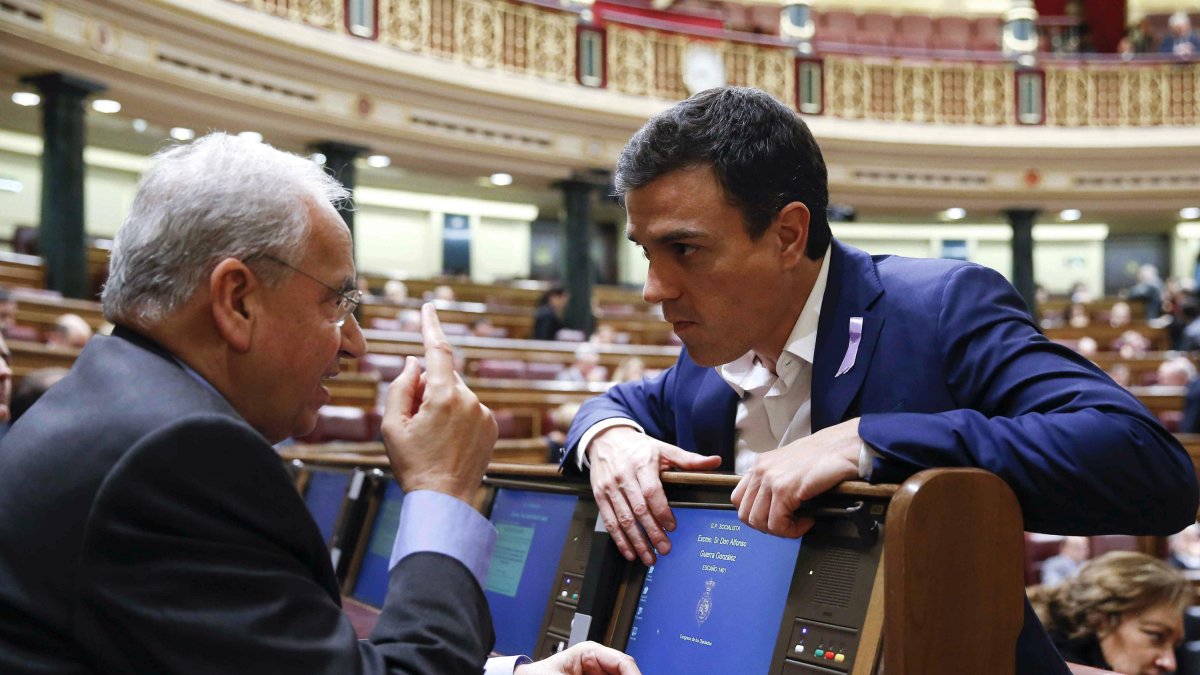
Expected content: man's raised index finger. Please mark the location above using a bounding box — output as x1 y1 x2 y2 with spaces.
420 303 455 384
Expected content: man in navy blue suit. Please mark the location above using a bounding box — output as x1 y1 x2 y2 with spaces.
563 87 1198 672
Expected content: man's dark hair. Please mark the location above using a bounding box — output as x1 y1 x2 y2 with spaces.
538 287 567 306
614 87 830 259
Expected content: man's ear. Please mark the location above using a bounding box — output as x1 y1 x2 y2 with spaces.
775 201 811 266
210 258 259 354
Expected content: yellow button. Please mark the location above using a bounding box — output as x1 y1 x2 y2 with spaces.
834 654 845 663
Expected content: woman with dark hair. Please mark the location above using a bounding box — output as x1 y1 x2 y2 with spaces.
532 287 569 341
1030 551 1190 674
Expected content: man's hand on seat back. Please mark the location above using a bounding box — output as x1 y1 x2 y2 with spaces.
731 417 862 538
588 426 721 566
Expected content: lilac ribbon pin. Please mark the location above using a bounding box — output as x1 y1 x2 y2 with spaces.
835 317 864 378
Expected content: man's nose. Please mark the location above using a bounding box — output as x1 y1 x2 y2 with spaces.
643 263 679 305
339 313 368 360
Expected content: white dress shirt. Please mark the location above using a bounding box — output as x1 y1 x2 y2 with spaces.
718 245 830 474
577 244 874 478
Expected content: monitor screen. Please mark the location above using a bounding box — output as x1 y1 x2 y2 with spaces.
484 488 579 656
351 481 406 608
304 470 350 546
623 507 802 675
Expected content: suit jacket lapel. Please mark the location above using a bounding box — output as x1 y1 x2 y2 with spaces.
691 369 739 470
812 241 885 431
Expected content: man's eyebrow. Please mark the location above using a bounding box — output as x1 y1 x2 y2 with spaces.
626 227 707 245
337 277 357 294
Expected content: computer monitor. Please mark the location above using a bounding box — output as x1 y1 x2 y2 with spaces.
480 471 599 660
346 480 406 608
485 488 581 656
601 480 887 675
301 467 352 547
622 506 802 674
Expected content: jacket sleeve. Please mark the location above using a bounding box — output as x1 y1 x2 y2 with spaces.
75 415 492 674
859 264 1198 535
561 363 680 474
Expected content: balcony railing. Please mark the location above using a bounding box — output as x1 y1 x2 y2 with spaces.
226 0 1200 127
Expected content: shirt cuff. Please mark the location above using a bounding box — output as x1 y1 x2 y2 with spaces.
389 489 497 590
858 440 878 481
576 418 645 471
483 655 533 675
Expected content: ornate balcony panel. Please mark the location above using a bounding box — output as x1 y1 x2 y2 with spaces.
376 0 574 81
228 0 341 30
605 24 791 103
825 57 1012 126
1045 63 1200 127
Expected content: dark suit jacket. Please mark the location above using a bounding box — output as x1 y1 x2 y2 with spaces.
0 328 492 674
566 240 1199 673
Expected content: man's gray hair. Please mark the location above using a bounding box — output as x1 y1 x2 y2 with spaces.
102 133 349 328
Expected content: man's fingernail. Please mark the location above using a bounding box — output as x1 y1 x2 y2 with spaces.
665 522 676 532
657 542 670 555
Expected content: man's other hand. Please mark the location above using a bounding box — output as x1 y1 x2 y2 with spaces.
589 426 721 566
381 303 498 503
731 417 862 538
515 642 640 675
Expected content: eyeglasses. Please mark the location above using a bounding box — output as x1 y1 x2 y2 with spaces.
258 254 362 327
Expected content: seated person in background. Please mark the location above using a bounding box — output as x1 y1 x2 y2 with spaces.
46 313 93 349
1030 552 1189 674
1107 363 1133 387
469 317 499 338
1041 536 1091 586
1128 264 1165 320
383 279 409 305
1076 336 1099 359
566 86 1197 674
430 284 456 302
1071 281 1095 304
557 343 607 383
612 356 646 383
532 287 568 341
1160 355 1200 432
8 366 68 424
1178 299 1200 352
1160 11 1200 57
0 134 636 675
1068 302 1091 328
590 323 619 345
1114 330 1151 358
1156 357 1196 387
0 289 15 336
395 308 422 332
1119 17 1157 55
1108 301 1132 329
1166 523 1200 570
545 401 582 462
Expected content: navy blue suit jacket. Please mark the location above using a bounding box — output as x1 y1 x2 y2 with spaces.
566 240 1198 673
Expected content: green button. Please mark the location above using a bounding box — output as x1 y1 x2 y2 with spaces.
813 649 825 658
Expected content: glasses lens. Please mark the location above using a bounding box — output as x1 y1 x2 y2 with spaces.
336 291 363 326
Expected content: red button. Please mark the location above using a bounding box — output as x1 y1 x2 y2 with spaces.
824 651 836 660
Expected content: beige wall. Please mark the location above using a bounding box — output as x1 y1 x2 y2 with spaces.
354 205 442 278
0 148 41 241
474 217 532 282
1129 0 1200 21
